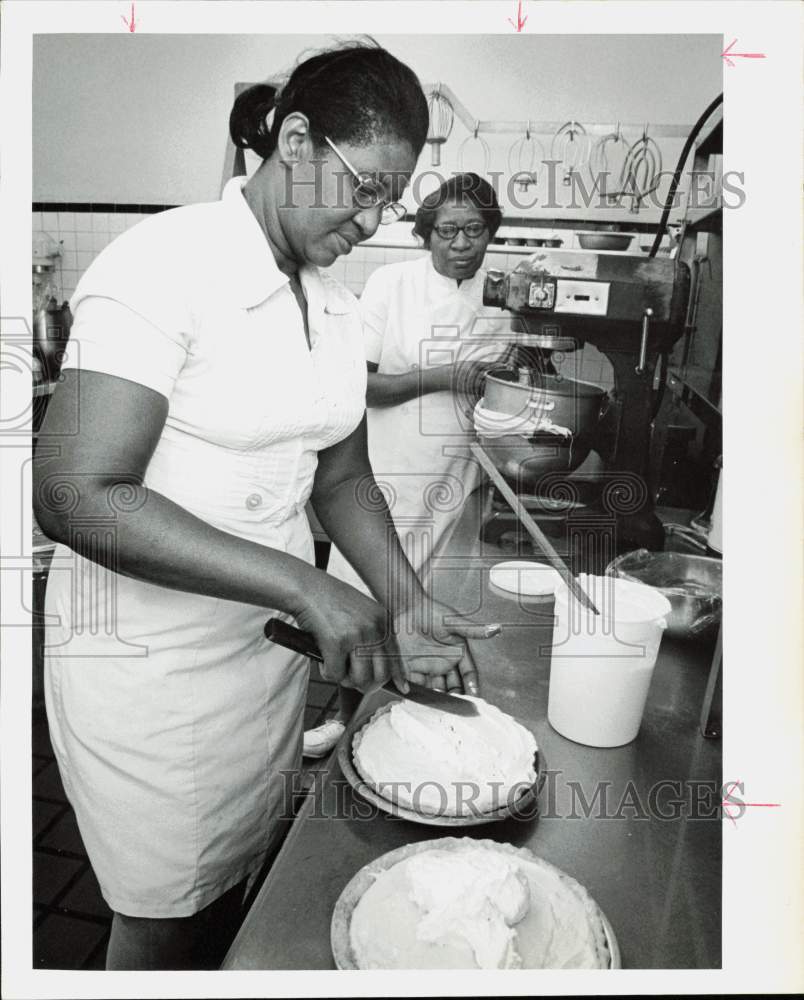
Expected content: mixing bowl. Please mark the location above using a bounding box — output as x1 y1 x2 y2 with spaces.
605 549 722 640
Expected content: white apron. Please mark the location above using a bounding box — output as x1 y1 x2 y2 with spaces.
326 255 511 594
44 180 366 917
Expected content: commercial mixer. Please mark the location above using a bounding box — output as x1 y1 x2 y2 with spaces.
476 248 691 567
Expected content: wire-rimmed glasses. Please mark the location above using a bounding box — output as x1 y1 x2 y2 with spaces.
324 136 406 225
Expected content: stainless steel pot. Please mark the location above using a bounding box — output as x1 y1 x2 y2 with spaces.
483 369 609 434
606 549 722 640
33 299 72 382
479 369 608 484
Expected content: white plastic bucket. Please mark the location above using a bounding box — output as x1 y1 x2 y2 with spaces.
547 574 672 747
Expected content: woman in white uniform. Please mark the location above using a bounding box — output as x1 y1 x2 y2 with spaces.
34 43 493 969
305 175 510 756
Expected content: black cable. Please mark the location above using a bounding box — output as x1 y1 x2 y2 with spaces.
648 92 723 258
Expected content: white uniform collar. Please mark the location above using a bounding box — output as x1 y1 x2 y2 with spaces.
219 176 353 316
424 252 484 296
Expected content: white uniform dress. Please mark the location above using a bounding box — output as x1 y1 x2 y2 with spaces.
43 177 366 918
326 254 511 594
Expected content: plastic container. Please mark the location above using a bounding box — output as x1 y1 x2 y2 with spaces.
548 575 671 747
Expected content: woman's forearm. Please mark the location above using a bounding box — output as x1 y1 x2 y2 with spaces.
34 473 322 617
311 476 426 612
366 365 452 408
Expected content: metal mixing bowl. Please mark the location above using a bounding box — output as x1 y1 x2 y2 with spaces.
605 550 722 640
577 233 633 251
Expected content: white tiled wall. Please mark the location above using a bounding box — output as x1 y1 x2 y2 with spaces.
32 210 151 302
32 210 614 389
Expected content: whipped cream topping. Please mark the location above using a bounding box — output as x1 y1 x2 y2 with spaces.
346 840 610 970
406 849 530 969
353 696 537 815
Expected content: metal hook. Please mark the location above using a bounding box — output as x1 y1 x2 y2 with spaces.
643 123 649 142
616 121 621 141
526 120 531 140
473 120 480 139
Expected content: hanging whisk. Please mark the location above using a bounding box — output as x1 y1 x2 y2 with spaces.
590 123 632 204
620 125 663 213
456 121 491 176
507 122 545 192
550 121 591 186
425 85 454 167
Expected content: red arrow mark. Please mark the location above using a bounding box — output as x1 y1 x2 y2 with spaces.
721 780 781 827
722 38 766 67
121 2 137 32
508 0 528 32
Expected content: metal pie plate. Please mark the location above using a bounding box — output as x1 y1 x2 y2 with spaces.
331 836 621 969
337 702 545 827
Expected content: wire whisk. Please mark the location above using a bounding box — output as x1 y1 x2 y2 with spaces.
425 85 454 167
550 121 591 186
620 126 663 213
507 122 545 192
457 121 491 176
590 123 633 203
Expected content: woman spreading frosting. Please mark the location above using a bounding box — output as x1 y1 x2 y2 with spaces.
33 43 495 970
305 175 511 757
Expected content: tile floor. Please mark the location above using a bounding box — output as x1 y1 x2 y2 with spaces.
32 665 340 969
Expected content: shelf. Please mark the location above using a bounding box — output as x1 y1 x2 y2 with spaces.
684 203 722 231
666 367 722 432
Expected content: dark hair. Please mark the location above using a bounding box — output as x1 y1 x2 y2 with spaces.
229 40 428 160
413 174 503 246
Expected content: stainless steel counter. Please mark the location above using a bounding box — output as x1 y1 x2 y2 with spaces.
223 492 722 970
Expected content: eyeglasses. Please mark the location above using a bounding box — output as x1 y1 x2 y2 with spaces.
432 221 488 241
324 136 406 226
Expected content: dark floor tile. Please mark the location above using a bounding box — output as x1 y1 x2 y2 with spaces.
33 800 65 840
60 867 112 920
34 913 108 969
82 932 110 970
32 720 54 757
303 706 324 730
33 761 67 803
33 754 53 777
39 809 87 856
33 851 84 906
306 681 336 708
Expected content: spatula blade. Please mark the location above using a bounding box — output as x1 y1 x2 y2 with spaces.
383 680 479 716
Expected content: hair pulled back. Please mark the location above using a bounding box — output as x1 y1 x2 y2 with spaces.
229 39 428 161
413 173 503 247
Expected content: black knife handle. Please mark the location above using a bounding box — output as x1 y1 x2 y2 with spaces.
264 618 323 662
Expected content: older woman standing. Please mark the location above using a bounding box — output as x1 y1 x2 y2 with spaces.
306 175 510 757
34 44 494 969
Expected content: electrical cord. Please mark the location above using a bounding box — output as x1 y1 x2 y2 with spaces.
648 92 723 258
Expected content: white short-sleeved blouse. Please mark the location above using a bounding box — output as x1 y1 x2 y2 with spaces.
44 178 367 917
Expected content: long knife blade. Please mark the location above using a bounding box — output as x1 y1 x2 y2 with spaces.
263 618 479 717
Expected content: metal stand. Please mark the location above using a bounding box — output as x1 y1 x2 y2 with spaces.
699 623 722 739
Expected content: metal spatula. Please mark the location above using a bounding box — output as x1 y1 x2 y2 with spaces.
264 618 479 717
